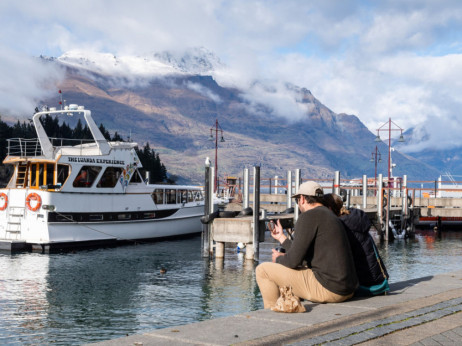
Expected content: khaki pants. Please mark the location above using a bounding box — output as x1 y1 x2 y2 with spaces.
256 262 354 309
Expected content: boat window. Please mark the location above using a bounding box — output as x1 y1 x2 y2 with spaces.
89 214 103 221
166 189 177 204
152 189 164 204
30 163 54 189
56 214 73 221
187 190 194 202
143 212 156 219
129 169 143 183
97 167 123 188
73 166 102 188
30 163 37 187
117 214 131 220
178 190 187 204
194 190 204 201
46 164 54 186
57 165 70 186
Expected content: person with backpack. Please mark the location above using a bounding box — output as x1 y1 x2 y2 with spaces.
322 193 389 295
255 182 358 309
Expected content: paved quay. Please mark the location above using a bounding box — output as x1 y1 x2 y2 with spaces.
91 270 462 345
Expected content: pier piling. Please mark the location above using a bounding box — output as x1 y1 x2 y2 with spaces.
202 164 214 258
362 175 367 209
252 166 261 261
294 169 301 222
287 170 293 209
243 168 249 209
333 171 340 195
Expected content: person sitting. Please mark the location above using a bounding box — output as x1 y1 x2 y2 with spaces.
255 181 358 309
73 169 89 187
322 193 389 289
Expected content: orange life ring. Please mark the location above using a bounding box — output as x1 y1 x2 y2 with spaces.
0 193 7 211
26 193 42 212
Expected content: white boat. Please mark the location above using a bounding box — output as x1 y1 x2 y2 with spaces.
0 104 208 252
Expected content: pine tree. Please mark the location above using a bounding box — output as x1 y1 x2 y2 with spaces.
0 113 170 184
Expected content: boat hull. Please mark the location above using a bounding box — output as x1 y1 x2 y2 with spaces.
0 188 206 250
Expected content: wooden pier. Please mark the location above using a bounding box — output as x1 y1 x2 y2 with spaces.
202 168 462 261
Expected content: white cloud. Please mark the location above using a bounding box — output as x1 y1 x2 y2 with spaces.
184 81 222 103
1 0 462 154
0 49 64 117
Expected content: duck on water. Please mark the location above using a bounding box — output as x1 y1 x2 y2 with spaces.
0 104 213 252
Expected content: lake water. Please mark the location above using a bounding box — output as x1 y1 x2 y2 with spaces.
1 229 461 345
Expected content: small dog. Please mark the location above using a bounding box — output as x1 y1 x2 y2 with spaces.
271 286 306 313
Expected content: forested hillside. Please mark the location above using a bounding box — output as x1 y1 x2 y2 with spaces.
0 113 170 185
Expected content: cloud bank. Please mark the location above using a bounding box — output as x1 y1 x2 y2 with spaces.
1 0 462 151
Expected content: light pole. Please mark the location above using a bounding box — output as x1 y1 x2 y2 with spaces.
370 145 382 190
209 119 225 193
374 118 405 187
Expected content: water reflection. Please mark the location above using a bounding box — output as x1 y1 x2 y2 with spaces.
0 237 265 345
375 230 462 283
0 230 461 345
0 254 50 345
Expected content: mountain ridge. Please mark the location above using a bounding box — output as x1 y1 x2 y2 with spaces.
29 51 442 183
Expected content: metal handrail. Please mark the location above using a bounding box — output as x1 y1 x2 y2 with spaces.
7 137 97 158
7 138 42 157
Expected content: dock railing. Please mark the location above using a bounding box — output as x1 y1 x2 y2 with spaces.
208 170 462 261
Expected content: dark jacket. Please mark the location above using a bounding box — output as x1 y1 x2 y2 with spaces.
277 206 358 295
340 208 389 287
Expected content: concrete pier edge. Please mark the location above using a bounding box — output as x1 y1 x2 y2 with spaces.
90 269 462 345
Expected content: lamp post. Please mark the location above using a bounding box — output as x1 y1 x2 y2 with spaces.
370 145 382 190
209 119 225 193
374 118 405 187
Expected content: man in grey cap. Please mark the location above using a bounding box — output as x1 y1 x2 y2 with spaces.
256 181 358 309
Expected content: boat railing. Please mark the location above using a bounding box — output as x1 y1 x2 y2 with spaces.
7 138 43 157
49 137 96 148
7 137 98 158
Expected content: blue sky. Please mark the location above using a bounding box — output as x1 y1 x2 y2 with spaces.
1 0 462 152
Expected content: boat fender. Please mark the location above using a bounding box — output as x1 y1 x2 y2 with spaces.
407 195 412 207
0 193 8 211
236 207 253 217
26 193 42 212
200 210 219 224
382 196 387 208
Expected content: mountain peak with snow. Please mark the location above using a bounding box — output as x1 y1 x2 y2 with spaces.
55 47 226 78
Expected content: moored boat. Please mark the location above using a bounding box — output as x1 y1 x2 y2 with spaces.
0 104 208 252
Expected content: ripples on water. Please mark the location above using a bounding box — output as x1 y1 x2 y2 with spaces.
0 230 461 345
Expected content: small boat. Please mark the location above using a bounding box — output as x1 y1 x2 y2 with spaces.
0 104 209 252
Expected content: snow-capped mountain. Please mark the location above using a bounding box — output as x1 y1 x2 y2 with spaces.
56 47 227 78
31 48 446 183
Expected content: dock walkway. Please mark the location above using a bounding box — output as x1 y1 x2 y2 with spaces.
92 269 462 345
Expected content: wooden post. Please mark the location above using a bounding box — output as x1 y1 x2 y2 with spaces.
215 242 224 258
402 175 408 216
377 174 383 237
202 165 211 258
209 167 215 253
243 168 249 209
252 166 260 261
294 169 301 222
334 171 340 196
287 170 292 209
386 184 392 241
362 174 367 209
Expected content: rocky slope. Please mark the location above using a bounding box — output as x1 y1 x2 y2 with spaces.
35 50 440 184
